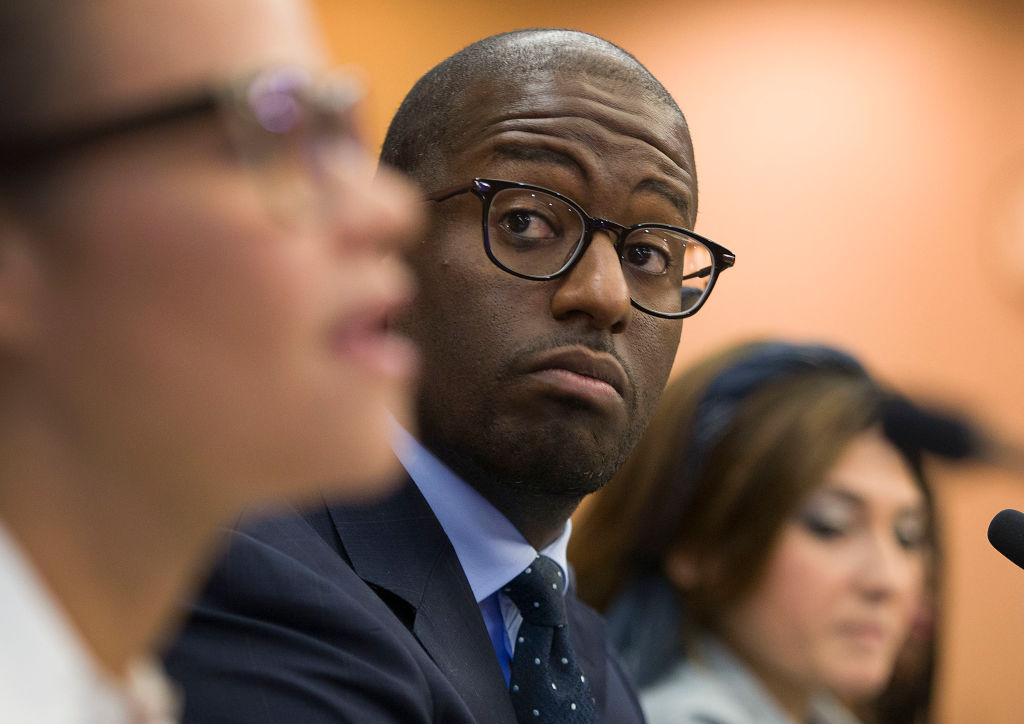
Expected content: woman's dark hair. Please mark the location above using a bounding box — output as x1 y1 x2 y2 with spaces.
570 340 938 723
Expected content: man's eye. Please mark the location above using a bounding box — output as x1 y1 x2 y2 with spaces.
624 243 670 275
498 209 559 239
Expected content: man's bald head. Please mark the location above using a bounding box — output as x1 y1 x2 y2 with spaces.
381 29 695 211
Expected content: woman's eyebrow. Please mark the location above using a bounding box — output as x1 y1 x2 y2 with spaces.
817 482 927 516
812 485 864 507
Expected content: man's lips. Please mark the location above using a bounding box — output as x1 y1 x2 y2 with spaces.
522 346 628 402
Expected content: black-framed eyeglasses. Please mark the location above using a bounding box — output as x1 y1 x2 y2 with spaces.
426 178 735 319
0 66 365 230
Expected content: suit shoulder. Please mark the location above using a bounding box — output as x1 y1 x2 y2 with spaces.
164 506 444 723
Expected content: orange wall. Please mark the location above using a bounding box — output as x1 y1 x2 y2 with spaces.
314 1 1024 720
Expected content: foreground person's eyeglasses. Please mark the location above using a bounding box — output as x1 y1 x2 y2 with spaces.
426 178 735 319
0 66 366 230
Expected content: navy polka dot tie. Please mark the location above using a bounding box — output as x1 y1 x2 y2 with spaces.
503 555 595 723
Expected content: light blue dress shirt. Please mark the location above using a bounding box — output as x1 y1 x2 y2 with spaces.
391 422 571 686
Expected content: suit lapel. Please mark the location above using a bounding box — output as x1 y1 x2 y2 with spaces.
566 583 610 719
324 479 517 724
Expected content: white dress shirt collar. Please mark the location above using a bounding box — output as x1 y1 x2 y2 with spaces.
0 521 178 723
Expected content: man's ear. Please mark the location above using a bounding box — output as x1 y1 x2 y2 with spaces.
0 206 44 354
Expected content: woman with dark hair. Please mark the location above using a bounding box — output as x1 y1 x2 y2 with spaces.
571 341 938 724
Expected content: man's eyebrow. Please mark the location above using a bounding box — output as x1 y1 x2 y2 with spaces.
491 143 692 221
633 178 692 222
491 144 584 175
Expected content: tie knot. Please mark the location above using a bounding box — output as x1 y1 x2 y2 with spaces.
503 556 567 627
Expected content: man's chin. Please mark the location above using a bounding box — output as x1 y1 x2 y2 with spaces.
490 455 620 499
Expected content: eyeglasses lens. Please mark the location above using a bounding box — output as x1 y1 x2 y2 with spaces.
224 68 364 230
487 187 584 277
486 186 713 316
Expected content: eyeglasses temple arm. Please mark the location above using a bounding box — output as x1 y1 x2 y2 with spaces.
0 94 218 169
682 266 713 281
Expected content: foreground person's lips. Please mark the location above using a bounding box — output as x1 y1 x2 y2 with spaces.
329 296 419 379
523 346 628 404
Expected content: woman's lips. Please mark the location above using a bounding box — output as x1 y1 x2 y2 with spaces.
330 306 418 380
836 621 888 649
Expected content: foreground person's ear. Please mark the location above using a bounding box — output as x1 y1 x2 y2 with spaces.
0 207 43 356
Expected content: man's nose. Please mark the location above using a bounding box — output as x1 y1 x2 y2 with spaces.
549 230 632 331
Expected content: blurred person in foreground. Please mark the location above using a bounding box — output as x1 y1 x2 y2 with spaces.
164 28 734 724
571 341 939 724
0 1 421 721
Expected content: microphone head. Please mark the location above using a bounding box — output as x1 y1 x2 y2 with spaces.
881 395 981 461
988 509 1024 570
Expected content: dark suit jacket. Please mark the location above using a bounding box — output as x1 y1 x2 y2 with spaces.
164 478 645 723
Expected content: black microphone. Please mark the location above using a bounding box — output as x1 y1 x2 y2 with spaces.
988 509 1024 570
882 395 1024 475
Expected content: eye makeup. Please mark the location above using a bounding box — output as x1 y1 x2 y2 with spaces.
798 498 854 540
796 486 929 551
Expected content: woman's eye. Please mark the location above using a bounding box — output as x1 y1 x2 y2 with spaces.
799 509 849 540
895 518 928 550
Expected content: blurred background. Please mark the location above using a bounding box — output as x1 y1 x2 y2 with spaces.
314 1 1022 719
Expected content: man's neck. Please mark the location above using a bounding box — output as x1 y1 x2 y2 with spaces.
475 479 584 550
418 442 584 550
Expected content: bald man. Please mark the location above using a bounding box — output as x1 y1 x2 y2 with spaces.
166 29 734 724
